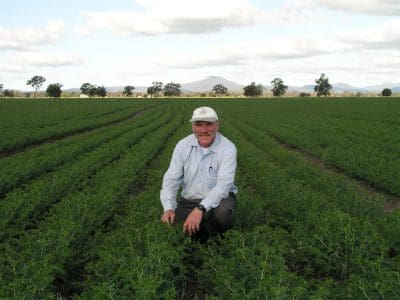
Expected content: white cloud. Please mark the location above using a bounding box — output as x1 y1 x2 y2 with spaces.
337 19 400 48
153 16 400 71
76 0 269 36
12 51 83 67
136 15 400 87
307 0 400 15
0 21 64 50
1 51 83 73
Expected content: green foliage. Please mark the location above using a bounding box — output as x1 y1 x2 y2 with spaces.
163 82 181 97
80 83 107 97
199 227 309 298
122 85 135 96
96 85 107 98
381 88 392 97
147 81 163 97
271 77 288 97
212 84 228 96
314 73 332 97
0 99 399 298
46 83 63 98
26 75 46 98
299 92 310 97
3 89 14 97
0 100 151 153
80 82 94 96
243 82 263 98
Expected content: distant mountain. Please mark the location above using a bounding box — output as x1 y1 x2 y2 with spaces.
288 84 314 93
332 82 362 92
181 76 244 92
63 77 400 94
391 86 400 92
289 82 399 93
362 83 400 92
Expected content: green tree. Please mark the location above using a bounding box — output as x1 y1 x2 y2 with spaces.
80 82 95 98
26 75 46 98
4 89 14 97
147 81 163 98
80 82 91 95
46 83 63 98
243 82 263 99
212 84 228 96
0 77 3 97
96 86 107 98
163 82 181 97
314 73 332 97
381 88 392 97
299 92 311 97
123 85 135 96
271 78 288 97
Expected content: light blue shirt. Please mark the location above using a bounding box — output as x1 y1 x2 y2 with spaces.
160 132 237 212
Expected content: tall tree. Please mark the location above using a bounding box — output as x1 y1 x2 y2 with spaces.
4 89 14 97
46 83 63 98
80 82 94 97
0 77 3 94
147 81 163 98
381 88 392 97
122 85 135 96
314 73 332 97
212 84 228 96
271 77 288 97
243 82 263 99
163 82 181 97
96 86 107 98
26 75 46 98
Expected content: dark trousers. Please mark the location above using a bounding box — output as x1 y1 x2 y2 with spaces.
175 192 237 238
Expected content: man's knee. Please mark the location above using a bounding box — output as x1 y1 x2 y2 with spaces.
209 209 234 231
207 194 236 232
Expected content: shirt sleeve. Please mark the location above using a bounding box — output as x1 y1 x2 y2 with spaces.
200 144 237 211
160 142 185 211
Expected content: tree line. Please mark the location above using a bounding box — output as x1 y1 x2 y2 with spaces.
0 74 395 98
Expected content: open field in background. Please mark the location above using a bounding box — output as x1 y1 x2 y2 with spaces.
0 98 399 298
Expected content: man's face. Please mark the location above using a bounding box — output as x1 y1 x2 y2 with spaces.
192 121 219 147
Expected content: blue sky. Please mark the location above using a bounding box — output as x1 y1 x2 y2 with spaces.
1 0 400 90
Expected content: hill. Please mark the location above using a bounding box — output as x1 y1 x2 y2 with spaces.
181 76 244 92
63 77 400 94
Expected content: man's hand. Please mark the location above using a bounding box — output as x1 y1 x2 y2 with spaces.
161 209 175 225
183 208 204 236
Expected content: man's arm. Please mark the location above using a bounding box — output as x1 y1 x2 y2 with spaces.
160 143 184 223
200 144 237 211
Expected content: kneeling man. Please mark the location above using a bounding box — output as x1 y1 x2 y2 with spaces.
160 106 238 238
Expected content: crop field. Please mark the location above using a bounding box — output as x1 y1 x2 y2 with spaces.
0 98 399 298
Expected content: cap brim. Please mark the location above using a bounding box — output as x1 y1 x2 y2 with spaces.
189 117 218 123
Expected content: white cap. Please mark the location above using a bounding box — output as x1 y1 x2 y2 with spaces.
189 106 219 123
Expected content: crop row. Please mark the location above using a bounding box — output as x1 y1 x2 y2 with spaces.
0 106 172 243
218 101 400 197
0 99 156 152
0 105 162 197
1 99 399 298
68 102 400 298
193 112 400 298
0 107 181 298
77 107 192 298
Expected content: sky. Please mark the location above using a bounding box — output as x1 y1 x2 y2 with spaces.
1 0 400 90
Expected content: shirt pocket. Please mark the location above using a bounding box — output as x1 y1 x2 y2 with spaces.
206 168 218 189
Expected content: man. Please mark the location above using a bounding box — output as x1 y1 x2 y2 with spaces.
160 106 237 238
